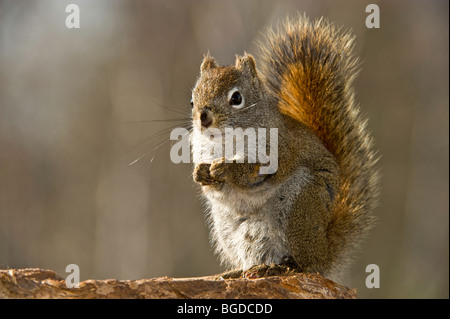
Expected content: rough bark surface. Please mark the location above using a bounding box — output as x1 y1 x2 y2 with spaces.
0 268 356 299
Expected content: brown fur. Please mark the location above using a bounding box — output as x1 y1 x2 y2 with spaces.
191 15 380 279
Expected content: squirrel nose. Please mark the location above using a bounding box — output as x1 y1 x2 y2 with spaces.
200 109 213 128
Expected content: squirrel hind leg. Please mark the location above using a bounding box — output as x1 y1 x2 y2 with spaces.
280 255 300 269
243 263 298 279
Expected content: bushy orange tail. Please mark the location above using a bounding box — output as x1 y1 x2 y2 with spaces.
258 16 380 270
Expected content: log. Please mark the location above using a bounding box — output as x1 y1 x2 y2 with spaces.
0 268 356 299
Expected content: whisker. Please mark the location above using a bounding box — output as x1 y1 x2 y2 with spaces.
235 102 258 113
147 138 174 165
130 137 172 166
116 118 191 125
131 122 191 150
149 128 193 165
129 124 192 166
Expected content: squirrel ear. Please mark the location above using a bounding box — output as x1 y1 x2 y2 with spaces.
200 53 218 73
235 53 257 76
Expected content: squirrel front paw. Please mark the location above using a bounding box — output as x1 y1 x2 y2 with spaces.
209 158 227 181
193 161 225 186
194 159 268 188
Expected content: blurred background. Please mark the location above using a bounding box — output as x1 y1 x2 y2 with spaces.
0 0 448 298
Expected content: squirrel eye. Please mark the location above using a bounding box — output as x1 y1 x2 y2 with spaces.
190 98 194 107
227 88 244 109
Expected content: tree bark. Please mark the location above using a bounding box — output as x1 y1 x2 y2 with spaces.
0 268 356 299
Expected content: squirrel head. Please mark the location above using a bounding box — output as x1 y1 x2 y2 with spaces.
191 53 269 130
